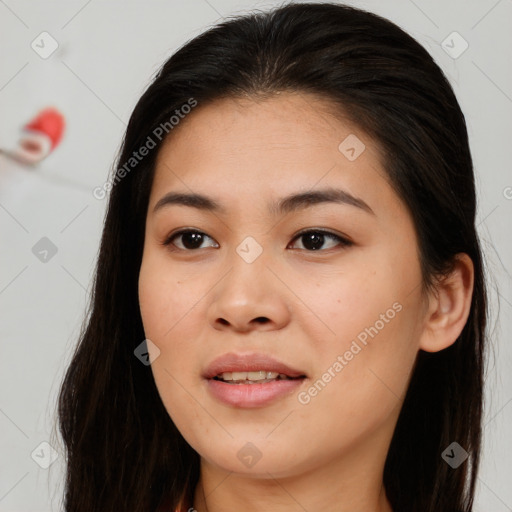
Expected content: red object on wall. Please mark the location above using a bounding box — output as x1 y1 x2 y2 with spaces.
24 107 65 149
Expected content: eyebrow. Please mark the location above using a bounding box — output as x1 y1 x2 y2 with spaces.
152 187 375 217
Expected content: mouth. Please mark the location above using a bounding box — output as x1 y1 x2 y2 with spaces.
212 370 305 384
203 352 307 381
203 352 307 408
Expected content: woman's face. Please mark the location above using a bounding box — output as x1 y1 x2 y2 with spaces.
138 92 428 479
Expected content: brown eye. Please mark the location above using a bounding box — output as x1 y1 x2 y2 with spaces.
162 228 352 252
163 230 218 251
288 230 353 251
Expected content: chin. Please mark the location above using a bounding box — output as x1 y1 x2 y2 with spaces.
194 438 311 478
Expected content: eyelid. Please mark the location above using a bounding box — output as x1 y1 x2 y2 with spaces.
291 228 353 245
162 227 353 252
162 228 218 249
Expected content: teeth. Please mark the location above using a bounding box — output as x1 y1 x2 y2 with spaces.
216 371 288 382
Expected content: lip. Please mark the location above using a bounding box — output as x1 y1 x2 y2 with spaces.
203 352 307 408
202 352 307 379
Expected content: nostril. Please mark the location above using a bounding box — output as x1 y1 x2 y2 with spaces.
254 317 269 324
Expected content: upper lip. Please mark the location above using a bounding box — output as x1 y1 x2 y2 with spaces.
203 352 307 379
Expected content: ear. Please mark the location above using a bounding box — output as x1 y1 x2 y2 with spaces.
419 253 474 353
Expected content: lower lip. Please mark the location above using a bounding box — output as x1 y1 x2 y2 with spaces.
206 377 306 408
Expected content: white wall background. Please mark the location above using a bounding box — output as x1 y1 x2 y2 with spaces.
0 0 510 510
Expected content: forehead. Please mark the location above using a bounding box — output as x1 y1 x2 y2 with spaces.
149 93 401 223
155 92 358 167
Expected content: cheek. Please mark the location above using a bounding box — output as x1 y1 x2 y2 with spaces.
296 262 420 422
138 262 204 434
138 255 202 341
291 262 397 347
293 309 418 453
138 254 209 417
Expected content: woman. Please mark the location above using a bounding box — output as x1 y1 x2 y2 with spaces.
55 3 488 511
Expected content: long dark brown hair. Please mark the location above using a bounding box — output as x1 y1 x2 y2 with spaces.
53 3 488 511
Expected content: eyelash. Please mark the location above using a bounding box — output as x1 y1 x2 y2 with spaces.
162 228 353 253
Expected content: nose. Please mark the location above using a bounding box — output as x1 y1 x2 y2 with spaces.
206 252 292 333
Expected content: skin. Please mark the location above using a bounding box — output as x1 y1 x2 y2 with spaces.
138 92 474 512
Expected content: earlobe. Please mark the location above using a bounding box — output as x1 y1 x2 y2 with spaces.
419 253 474 353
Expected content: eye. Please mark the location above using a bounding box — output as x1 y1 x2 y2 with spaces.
288 229 353 251
162 228 352 252
163 229 218 251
